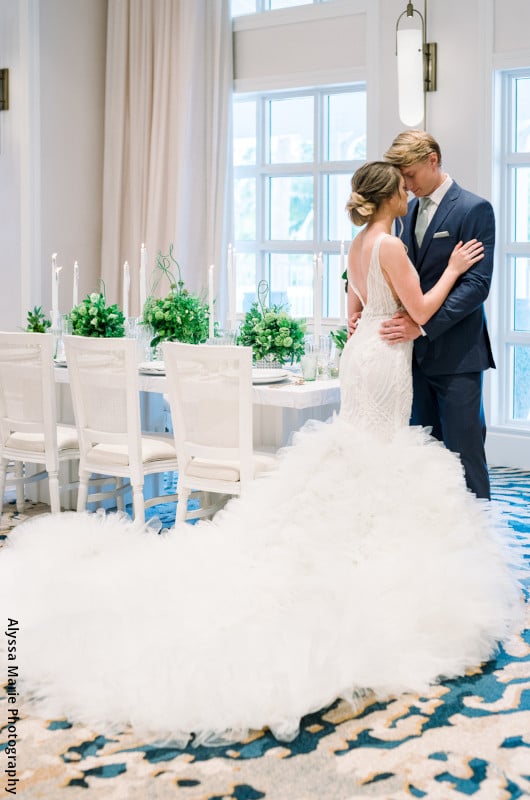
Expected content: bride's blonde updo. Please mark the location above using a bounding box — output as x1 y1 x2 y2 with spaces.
345 161 402 226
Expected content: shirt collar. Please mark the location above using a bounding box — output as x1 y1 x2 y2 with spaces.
426 174 453 208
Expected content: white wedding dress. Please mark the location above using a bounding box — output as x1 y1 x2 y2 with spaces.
0 234 522 745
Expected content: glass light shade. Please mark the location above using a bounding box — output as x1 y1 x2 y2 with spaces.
397 28 424 126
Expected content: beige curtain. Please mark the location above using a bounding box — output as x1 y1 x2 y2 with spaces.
101 0 232 316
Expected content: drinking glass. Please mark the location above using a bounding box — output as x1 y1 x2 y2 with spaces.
300 353 317 381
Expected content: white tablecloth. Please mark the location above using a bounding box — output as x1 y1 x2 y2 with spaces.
54 367 341 450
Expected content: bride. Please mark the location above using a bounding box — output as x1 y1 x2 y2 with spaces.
0 162 522 746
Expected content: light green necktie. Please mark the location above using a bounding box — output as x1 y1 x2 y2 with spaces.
415 197 432 247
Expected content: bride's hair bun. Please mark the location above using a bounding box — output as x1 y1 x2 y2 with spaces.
345 161 402 227
346 190 376 226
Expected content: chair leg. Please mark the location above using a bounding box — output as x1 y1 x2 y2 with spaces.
116 477 125 511
176 487 191 523
77 471 90 512
132 485 145 523
48 470 61 514
15 461 25 512
0 458 8 513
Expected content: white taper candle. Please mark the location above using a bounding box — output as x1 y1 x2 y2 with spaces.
313 253 322 339
51 253 58 324
140 243 147 313
73 261 79 308
227 243 236 331
123 261 130 319
208 264 215 339
52 265 62 328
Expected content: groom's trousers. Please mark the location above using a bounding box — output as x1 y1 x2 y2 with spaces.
410 366 490 500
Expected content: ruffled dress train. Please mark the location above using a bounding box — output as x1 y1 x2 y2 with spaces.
0 234 523 745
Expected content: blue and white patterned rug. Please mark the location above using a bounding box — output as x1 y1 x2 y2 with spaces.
1 466 529 799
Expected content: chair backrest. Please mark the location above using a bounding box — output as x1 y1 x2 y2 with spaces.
162 342 254 484
64 336 143 468
0 331 58 462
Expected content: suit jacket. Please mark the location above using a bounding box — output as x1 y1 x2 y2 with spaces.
399 181 496 376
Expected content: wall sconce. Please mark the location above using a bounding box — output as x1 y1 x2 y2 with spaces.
0 69 9 111
395 2 437 127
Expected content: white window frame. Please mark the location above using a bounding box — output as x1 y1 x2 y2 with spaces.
233 83 366 325
232 0 334 18
493 67 530 432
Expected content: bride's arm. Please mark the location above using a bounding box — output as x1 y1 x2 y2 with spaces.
379 237 484 326
346 246 363 337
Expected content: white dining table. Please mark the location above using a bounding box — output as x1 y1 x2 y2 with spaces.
51 364 341 509
54 364 341 450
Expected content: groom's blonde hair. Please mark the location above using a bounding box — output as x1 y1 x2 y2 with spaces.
384 130 442 168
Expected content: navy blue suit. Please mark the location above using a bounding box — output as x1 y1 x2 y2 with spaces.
399 181 495 498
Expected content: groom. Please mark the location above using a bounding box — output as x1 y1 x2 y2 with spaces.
381 129 495 499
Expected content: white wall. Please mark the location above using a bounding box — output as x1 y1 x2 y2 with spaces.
39 0 107 309
0 0 23 329
1 0 530 465
0 0 106 332
233 0 367 92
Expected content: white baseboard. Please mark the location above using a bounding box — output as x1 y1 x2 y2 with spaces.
486 429 530 470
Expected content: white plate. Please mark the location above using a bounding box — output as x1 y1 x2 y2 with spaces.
54 359 68 367
138 361 165 375
252 368 288 385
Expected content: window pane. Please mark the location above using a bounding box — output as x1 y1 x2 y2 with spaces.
231 0 256 16
512 345 530 420
236 253 258 313
515 77 530 152
234 178 256 240
269 96 314 163
269 0 312 8
328 91 367 161
327 173 357 241
234 101 256 166
269 253 312 317
514 257 530 331
514 168 530 242
269 176 313 239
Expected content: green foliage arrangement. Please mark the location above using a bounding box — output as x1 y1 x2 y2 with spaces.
70 291 125 338
330 325 348 352
141 245 210 348
25 306 51 333
237 281 306 364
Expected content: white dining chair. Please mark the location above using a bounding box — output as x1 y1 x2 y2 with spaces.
64 335 179 523
0 331 80 514
162 342 277 522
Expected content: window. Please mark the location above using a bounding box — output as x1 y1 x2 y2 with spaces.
232 86 366 323
232 0 332 16
495 70 530 426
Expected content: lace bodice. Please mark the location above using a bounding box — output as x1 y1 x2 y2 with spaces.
339 233 413 437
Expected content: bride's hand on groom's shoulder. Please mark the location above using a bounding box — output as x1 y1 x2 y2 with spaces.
449 239 485 276
380 312 422 344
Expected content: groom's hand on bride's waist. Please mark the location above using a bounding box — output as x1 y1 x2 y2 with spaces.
380 312 422 345
348 311 362 337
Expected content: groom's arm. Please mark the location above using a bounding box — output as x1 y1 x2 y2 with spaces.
421 199 495 341
380 312 422 344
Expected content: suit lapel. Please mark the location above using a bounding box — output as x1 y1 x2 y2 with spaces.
415 182 462 270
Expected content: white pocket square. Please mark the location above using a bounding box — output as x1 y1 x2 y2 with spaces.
433 230 450 238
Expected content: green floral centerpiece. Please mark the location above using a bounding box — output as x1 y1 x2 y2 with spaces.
237 281 306 365
70 289 125 338
25 306 51 333
330 326 348 352
141 245 210 348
